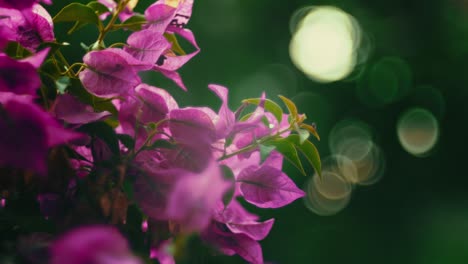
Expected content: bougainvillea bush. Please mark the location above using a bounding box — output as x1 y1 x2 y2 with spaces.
0 0 321 263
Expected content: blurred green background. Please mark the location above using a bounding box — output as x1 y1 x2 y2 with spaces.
51 0 468 263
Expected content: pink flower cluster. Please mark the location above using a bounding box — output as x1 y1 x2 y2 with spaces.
0 1 320 263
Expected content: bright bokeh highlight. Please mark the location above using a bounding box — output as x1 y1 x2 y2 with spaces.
289 6 362 82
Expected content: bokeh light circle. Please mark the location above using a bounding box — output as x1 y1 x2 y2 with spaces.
397 108 439 156
322 155 359 185
289 6 362 82
328 119 385 185
304 173 351 216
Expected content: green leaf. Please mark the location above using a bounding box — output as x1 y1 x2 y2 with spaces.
37 41 70 53
264 138 305 175
242 98 283 123
56 76 70 94
80 122 120 156
67 2 109 34
117 134 135 150
143 139 175 151
164 33 186 55
297 128 310 144
300 123 320 141
286 134 321 177
53 3 100 25
278 95 298 122
220 165 235 207
259 144 276 163
87 1 110 15
123 179 134 201
239 112 253 122
114 14 147 31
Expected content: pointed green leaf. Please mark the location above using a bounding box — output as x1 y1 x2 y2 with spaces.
239 112 253 122
264 138 305 175
286 135 321 177
67 2 109 34
220 165 235 207
87 1 110 15
117 134 135 150
56 76 70 94
114 14 147 31
53 3 100 25
278 95 298 122
300 123 320 141
242 98 283 123
164 33 186 55
297 128 310 144
259 144 276 163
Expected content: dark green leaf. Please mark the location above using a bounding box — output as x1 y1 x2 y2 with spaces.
259 144 276 163
123 179 134 201
117 134 135 150
242 98 283 123
143 139 175 151
114 14 147 31
87 1 109 15
37 41 70 53
264 138 306 175
286 135 321 177
79 122 120 156
53 3 100 25
220 165 235 207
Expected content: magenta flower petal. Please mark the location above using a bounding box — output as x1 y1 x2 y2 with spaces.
166 161 227 232
166 0 194 31
0 4 54 51
0 96 48 173
208 84 236 139
154 28 199 71
0 54 40 96
132 163 181 220
119 83 177 140
212 200 273 240
79 49 143 98
144 2 177 32
0 93 82 174
51 226 142 264
158 69 187 91
124 28 171 65
238 165 305 208
54 94 111 124
227 218 274 241
203 223 264 264
168 107 216 147
149 239 175 264
224 234 263 264
0 0 36 10
20 47 50 68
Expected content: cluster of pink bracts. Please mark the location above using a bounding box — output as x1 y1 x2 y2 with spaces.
0 1 314 263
